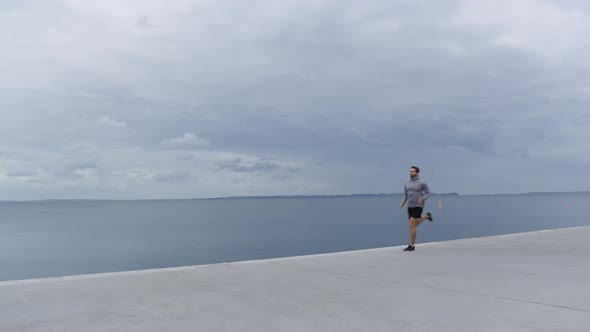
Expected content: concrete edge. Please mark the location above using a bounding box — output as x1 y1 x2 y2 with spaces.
2 225 589 287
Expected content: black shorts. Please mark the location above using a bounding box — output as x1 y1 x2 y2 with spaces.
407 207 423 219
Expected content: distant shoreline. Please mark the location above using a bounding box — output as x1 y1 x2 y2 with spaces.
1 191 589 203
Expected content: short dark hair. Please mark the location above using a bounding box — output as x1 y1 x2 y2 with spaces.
411 166 420 173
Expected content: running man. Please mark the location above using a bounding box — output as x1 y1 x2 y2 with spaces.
399 166 432 251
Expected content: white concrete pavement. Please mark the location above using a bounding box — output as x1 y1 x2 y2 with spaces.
1 226 590 331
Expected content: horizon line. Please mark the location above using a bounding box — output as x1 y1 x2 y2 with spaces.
1 190 589 203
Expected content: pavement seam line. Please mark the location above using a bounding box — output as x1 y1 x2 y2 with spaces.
273 262 590 314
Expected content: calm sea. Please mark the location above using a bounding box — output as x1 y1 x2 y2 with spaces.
1 193 589 281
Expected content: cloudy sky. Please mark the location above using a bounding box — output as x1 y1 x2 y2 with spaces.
1 0 589 200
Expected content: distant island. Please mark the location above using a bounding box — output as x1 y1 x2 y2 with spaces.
207 192 460 200
471 191 590 197
206 191 590 200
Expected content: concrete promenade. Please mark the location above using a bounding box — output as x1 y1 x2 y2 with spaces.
1 226 589 331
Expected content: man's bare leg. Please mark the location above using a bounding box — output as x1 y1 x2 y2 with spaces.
409 216 430 246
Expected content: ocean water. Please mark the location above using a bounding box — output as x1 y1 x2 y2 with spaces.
1 193 589 281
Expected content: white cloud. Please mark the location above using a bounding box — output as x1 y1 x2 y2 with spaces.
97 116 127 128
161 133 210 148
452 0 590 65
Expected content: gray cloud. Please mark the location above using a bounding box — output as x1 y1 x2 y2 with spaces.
216 158 293 173
65 162 99 174
5 170 35 178
151 171 191 183
1 0 589 199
